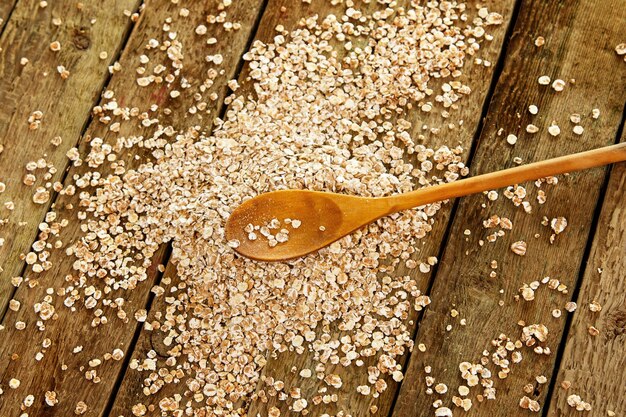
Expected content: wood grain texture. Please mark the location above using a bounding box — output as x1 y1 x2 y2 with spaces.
393 0 626 416
0 1 621 417
0 0 140 315
0 0 265 416
234 0 517 416
545 131 626 417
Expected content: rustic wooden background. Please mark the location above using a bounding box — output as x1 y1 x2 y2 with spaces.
0 0 624 416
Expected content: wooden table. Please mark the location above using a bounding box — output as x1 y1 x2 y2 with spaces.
0 0 624 416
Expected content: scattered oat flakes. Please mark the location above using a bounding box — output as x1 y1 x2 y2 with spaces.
551 79 565 91
292 398 308 412
570 113 582 124
435 407 453 417
567 394 591 411
548 124 560 136
589 109 600 120
550 217 567 234
588 301 602 312
0 4 510 415
51 136 63 146
506 134 517 145
45 391 58 406
9 378 20 389
75 401 88 415
520 396 541 412
538 75 551 85
520 285 535 301
510 241 527 256
33 187 50 204
526 124 539 134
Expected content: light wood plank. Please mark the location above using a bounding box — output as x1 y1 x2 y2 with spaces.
393 0 626 416
0 0 140 315
0 1 265 416
545 131 626 417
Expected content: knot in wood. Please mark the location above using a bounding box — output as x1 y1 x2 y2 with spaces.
73 28 91 50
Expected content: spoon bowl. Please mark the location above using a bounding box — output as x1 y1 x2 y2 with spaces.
226 190 391 261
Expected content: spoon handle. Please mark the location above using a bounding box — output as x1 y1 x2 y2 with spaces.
391 142 626 211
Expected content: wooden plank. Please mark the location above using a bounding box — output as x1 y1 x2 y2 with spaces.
0 1 265 416
545 131 626 417
0 0 140 315
393 1 626 416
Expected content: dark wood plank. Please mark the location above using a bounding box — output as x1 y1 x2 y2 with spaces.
0 0 140 315
0 1 265 415
393 1 626 416
545 131 626 417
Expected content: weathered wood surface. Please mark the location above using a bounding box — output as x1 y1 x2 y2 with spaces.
393 0 626 416
0 0 623 416
546 131 626 417
0 1 265 416
236 0 517 416
0 0 140 316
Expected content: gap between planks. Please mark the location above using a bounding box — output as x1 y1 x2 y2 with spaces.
540 103 626 417
0 0 18 35
101 244 173 417
546 124 626 416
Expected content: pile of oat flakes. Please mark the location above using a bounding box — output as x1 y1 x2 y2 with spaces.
2 1 541 416
73 2 507 415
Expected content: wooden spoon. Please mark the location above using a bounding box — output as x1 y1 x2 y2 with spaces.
226 143 626 262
